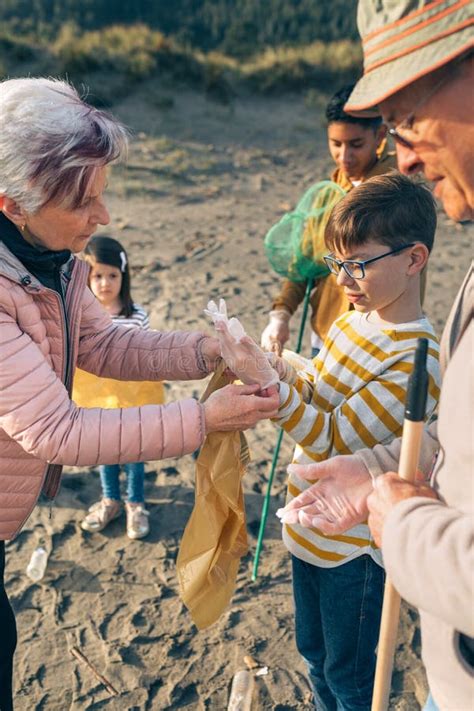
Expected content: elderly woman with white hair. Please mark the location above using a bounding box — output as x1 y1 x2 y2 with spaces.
0 77 279 709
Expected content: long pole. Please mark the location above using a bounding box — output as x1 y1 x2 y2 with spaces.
295 278 313 353
252 278 313 580
371 338 429 710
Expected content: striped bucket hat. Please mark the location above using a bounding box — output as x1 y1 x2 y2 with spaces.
345 0 474 114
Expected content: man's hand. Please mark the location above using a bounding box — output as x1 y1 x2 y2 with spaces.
203 383 280 433
367 472 438 547
276 455 373 534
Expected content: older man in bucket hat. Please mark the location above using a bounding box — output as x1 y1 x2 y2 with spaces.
277 2 473 710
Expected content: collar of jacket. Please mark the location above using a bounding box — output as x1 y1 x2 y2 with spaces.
0 214 73 290
0 213 72 290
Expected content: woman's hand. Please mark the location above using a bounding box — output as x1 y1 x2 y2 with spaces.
200 337 222 372
203 383 280 433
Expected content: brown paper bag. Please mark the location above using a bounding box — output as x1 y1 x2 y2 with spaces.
176 362 250 629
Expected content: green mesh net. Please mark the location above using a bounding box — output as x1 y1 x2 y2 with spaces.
264 180 346 282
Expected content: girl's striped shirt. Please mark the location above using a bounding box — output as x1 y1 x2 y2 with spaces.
275 310 441 568
112 304 149 330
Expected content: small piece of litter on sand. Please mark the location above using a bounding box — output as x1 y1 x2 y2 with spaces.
243 655 259 670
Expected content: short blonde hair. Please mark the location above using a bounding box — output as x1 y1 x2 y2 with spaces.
0 77 128 213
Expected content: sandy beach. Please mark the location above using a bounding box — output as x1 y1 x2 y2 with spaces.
5 81 472 711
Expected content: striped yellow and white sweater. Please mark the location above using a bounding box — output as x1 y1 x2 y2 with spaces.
275 310 441 568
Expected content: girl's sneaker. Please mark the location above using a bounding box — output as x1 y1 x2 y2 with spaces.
81 499 122 532
126 503 150 539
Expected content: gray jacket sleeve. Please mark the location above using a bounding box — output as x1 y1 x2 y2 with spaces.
382 497 474 636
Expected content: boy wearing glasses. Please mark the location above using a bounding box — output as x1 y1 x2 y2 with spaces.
261 84 396 357
271 173 441 710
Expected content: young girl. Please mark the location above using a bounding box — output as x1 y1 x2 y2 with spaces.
72 235 165 539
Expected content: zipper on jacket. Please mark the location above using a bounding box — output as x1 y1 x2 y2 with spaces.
55 266 71 388
41 267 72 502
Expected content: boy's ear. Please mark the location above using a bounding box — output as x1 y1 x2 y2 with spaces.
0 195 26 227
407 243 430 275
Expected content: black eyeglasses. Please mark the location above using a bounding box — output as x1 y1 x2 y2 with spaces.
388 126 414 150
324 243 415 280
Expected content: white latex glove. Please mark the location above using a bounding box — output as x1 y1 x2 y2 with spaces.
204 299 279 390
276 457 373 534
260 309 291 355
276 456 431 535
265 351 313 402
265 352 297 385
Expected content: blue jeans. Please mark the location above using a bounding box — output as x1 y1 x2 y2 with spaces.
99 463 145 503
292 554 385 711
423 694 439 711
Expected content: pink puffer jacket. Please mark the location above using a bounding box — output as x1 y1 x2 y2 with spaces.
0 241 209 540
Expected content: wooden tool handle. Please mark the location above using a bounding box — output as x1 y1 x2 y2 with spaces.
371 420 424 710
371 339 429 711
